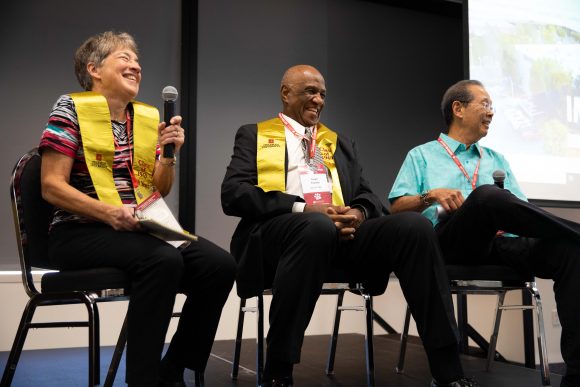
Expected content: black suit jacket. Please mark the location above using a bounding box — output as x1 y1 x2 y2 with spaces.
221 122 386 298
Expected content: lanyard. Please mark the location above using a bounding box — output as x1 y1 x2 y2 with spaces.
437 137 482 190
113 110 140 189
278 113 317 159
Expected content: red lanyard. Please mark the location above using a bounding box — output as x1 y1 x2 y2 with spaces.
278 113 317 159
113 111 139 189
437 137 481 190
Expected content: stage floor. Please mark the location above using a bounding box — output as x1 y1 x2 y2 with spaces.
0 333 561 386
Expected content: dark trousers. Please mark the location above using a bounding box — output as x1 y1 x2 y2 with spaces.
436 184 580 379
48 223 236 387
259 211 460 377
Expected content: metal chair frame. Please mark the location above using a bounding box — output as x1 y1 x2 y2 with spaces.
230 283 376 387
1 149 130 387
395 275 551 387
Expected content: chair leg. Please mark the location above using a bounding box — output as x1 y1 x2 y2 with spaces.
93 303 101 386
326 290 345 375
257 294 265 387
1 298 38 386
83 298 98 387
395 305 411 374
456 294 469 354
194 370 205 387
363 293 376 387
486 292 506 371
527 283 551 386
104 313 129 387
231 298 246 380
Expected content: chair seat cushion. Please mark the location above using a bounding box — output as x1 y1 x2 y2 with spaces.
41 267 129 293
446 264 533 282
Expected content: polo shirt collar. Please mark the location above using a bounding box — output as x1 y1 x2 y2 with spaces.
439 133 481 154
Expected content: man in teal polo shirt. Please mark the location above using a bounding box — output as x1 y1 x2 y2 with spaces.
389 79 580 387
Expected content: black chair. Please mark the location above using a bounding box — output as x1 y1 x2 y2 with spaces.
395 264 551 386
1 148 130 387
230 270 376 387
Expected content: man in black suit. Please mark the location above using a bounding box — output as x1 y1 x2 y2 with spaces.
221 65 478 387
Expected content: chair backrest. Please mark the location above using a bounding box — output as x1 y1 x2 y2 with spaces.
10 148 55 296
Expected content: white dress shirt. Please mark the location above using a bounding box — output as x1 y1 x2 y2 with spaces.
279 113 332 212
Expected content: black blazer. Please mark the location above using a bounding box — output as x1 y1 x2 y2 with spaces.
221 122 386 298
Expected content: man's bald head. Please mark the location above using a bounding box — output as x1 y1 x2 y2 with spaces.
281 65 324 89
280 65 326 127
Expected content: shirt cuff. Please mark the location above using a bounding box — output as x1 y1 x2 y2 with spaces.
292 202 307 213
351 204 368 220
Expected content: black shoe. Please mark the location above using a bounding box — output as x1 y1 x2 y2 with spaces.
157 358 186 387
260 376 294 387
431 377 480 387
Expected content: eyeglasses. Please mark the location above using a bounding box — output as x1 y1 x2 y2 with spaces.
480 101 496 113
458 100 496 114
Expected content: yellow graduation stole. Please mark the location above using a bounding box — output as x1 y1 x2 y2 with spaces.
70 92 159 205
256 117 345 206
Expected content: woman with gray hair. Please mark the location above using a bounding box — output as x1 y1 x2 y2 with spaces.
39 31 236 387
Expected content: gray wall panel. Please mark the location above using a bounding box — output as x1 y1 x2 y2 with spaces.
195 0 463 250
196 0 329 249
0 0 181 268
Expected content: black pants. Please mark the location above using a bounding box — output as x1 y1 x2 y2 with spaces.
436 184 580 380
259 211 459 374
48 223 236 387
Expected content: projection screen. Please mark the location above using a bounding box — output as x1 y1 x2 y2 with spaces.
467 0 580 203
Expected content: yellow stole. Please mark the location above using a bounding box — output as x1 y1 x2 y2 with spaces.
70 92 159 205
256 117 345 206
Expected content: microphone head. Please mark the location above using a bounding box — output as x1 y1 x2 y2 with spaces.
162 86 178 101
492 169 506 183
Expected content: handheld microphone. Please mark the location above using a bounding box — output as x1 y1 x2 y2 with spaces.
162 86 179 158
436 205 449 221
493 169 506 189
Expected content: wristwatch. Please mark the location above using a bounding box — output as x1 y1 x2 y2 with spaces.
419 191 432 206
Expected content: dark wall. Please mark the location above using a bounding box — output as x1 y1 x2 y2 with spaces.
196 0 464 248
0 0 464 267
196 0 331 247
324 0 464 203
0 0 181 268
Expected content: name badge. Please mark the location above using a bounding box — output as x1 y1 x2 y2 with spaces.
299 164 332 205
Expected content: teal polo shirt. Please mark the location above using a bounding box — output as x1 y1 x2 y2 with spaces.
388 133 527 226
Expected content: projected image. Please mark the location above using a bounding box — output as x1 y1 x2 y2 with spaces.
469 0 580 201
